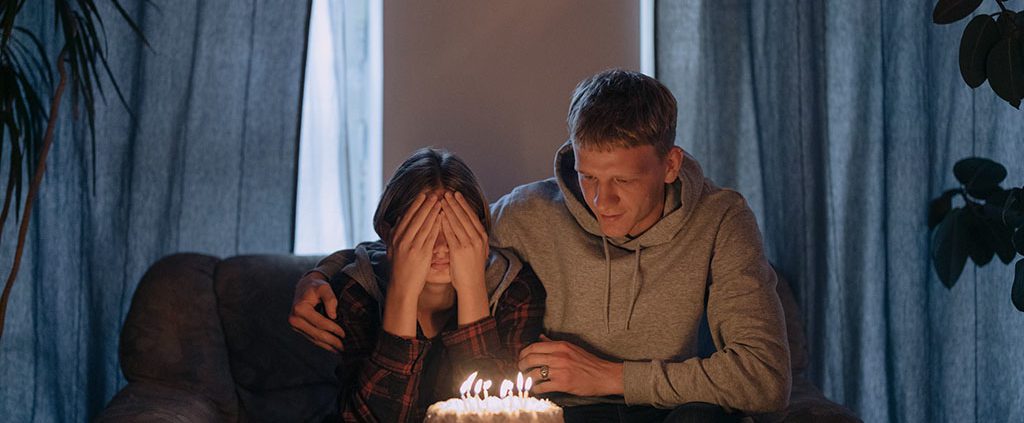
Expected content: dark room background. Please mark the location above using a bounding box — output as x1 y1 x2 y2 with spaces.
1 1 1022 422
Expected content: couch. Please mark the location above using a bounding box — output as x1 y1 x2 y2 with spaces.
96 253 860 422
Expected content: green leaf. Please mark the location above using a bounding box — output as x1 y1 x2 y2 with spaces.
966 210 995 266
997 11 1018 36
960 15 1000 88
985 217 1018 264
1014 225 1024 255
929 189 959 229
933 0 984 24
932 208 970 288
953 157 1008 196
988 188 1012 207
987 31 1024 108
1013 259 1024 312
108 0 151 48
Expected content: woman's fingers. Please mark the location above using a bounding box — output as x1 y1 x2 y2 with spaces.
413 202 442 249
441 205 469 248
454 192 488 240
402 195 440 246
391 193 426 241
444 193 477 246
440 210 458 247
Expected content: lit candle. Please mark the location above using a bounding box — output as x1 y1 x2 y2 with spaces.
524 376 533 394
500 380 513 398
516 372 524 397
460 371 478 399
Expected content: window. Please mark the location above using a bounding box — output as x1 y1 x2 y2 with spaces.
294 0 382 254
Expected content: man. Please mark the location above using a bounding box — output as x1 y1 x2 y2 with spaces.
290 69 790 422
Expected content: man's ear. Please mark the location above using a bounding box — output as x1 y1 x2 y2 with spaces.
663 146 683 183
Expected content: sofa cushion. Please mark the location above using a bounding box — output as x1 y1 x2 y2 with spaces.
95 382 221 423
214 254 339 422
119 253 238 421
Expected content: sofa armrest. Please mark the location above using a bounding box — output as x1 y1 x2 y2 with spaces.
751 377 862 423
96 382 221 423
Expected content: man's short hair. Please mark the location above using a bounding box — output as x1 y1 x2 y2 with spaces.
567 69 677 157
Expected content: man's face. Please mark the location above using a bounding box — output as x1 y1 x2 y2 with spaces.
574 144 682 238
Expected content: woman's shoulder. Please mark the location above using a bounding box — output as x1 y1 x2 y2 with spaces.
499 263 546 307
335 272 382 318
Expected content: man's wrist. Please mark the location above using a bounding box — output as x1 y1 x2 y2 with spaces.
603 361 625 396
301 270 329 283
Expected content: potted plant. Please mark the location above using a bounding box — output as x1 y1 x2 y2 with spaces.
0 1 144 342
929 157 1024 311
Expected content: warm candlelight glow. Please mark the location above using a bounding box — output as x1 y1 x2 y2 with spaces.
428 371 561 422
482 380 492 399
459 371 478 399
451 371 543 409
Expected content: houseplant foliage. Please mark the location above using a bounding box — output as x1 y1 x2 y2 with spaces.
933 0 1024 107
934 0 1024 107
0 0 145 342
929 157 1024 311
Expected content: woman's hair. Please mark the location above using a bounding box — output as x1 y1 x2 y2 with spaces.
373 148 491 243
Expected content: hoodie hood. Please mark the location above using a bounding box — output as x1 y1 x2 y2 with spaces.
340 241 524 315
551 140 707 331
553 140 706 250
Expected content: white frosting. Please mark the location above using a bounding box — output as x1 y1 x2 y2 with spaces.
425 396 563 423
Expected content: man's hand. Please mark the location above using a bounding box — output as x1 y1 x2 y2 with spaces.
518 335 624 396
289 272 346 353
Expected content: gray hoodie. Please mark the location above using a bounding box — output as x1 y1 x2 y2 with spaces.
489 142 791 413
313 241 526 315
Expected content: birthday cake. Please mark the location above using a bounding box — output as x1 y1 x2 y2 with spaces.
424 372 563 423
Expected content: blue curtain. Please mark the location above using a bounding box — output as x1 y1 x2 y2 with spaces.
0 0 311 420
657 1 1024 422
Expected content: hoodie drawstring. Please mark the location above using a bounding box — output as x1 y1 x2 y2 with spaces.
625 246 642 330
602 237 645 332
602 236 612 334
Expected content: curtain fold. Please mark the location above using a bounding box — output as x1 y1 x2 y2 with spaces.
0 0 311 420
657 1 1024 422
294 0 379 254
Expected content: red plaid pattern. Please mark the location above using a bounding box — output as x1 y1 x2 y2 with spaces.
335 265 545 422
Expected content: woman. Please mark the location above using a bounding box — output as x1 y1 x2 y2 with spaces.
302 148 545 422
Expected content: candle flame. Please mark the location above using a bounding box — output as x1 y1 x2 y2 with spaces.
457 370 541 406
459 371 478 398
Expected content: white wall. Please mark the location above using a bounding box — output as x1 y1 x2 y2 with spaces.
383 0 640 200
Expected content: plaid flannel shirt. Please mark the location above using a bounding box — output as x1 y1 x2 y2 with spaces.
332 265 544 423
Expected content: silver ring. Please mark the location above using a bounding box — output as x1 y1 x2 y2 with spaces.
539 365 550 380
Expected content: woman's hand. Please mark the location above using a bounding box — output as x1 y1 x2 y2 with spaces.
383 193 442 338
389 193 442 293
441 191 490 324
